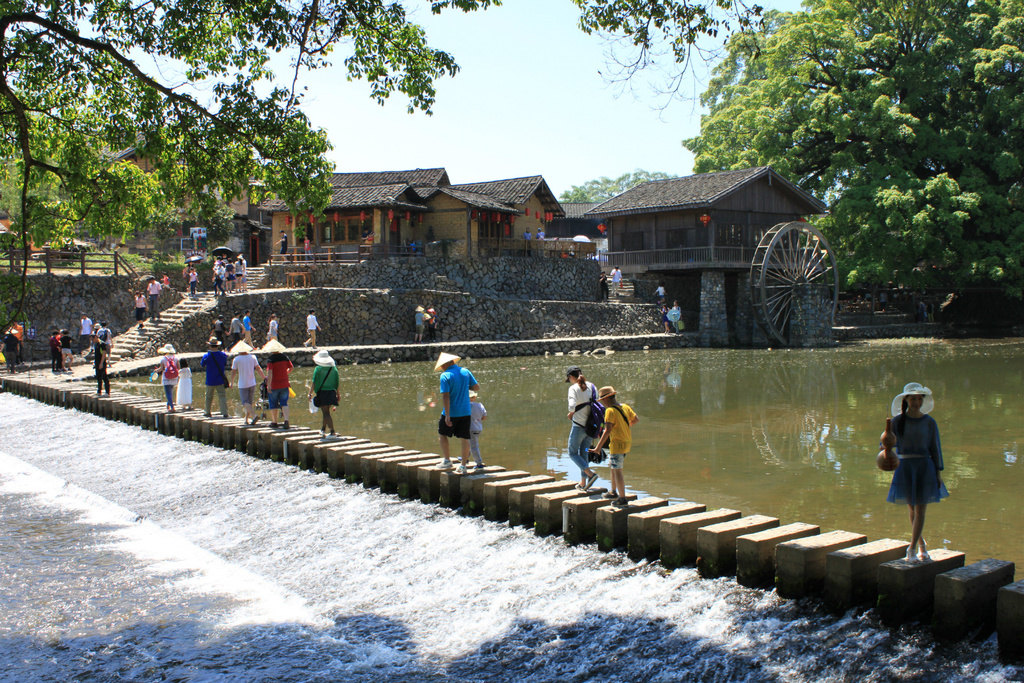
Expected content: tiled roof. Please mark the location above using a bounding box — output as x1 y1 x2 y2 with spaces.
329 168 449 188
261 183 426 212
585 166 826 218
434 187 519 213
451 176 565 216
561 202 601 219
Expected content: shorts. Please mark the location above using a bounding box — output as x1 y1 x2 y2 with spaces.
416 323 424 334
239 385 256 405
608 452 627 469
268 388 289 409
438 414 471 440
316 389 338 407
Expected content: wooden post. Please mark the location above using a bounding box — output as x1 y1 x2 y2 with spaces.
80 252 86 275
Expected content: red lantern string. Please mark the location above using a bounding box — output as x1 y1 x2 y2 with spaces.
359 211 366 221
387 209 394 221
504 224 510 237
534 210 540 219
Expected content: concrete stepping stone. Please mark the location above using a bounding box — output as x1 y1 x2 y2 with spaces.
595 497 669 552
509 481 581 528
696 515 779 578
877 548 965 624
736 523 819 589
484 475 554 522
933 558 1014 640
660 509 741 569
627 502 706 561
564 493 637 546
998 580 1024 659
823 538 908 611
776 530 866 599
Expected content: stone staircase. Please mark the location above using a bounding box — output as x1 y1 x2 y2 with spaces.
108 293 218 364
245 266 268 289
612 279 638 303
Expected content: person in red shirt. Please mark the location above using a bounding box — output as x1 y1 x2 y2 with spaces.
263 339 293 428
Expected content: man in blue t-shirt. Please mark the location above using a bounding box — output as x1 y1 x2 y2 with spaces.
435 352 479 474
199 338 230 418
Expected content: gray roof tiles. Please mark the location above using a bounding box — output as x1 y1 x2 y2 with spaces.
585 167 826 218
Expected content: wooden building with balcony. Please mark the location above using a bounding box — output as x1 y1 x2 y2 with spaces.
588 166 826 274
588 166 829 347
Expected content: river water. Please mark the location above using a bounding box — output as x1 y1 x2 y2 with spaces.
1 393 1021 682
118 338 1023 568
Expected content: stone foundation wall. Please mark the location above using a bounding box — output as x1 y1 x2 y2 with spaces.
128 287 662 357
264 256 602 302
8 274 180 358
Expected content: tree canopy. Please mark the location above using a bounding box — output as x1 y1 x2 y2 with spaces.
560 169 677 202
685 0 1024 296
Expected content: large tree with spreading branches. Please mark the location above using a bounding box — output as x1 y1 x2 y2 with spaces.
685 0 1024 297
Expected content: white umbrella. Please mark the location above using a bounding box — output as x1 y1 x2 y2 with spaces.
572 235 591 243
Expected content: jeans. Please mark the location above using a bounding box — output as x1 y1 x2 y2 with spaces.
567 423 593 477
149 294 160 319
163 382 175 407
189 281 197 296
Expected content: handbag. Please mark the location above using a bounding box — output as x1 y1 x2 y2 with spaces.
310 367 334 407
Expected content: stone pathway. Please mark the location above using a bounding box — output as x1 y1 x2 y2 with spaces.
108 293 219 364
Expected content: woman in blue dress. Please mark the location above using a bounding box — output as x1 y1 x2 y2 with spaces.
886 382 949 562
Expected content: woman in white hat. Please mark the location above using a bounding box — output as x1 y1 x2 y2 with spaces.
229 341 265 425
886 382 948 562
309 349 339 437
154 344 180 412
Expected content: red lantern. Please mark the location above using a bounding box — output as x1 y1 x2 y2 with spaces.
535 210 540 219
597 223 607 234
700 213 711 226
390 219 397 232
405 211 411 222
471 210 477 220
387 209 394 221
308 213 315 224
418 213 423 224
286 215 292 225
359 211 366 222
333 212 339 222
510 215 516 225
504 224 510 236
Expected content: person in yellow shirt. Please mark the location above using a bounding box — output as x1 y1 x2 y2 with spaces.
589 385 639 506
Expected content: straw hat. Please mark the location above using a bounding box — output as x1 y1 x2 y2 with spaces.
313 349 336 366
415 305 425 312
229 340 254 354
434 351 460 372
597 385 617 400
891 382 934 416
469 390 478 398
207 337 221 347
157 343 176 355
261 339 287 354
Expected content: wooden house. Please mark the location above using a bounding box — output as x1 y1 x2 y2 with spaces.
587 166 826 274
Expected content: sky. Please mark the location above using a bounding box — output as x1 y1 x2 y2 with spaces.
286 0 804 197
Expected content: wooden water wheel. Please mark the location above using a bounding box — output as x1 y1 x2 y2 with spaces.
749 221 838 346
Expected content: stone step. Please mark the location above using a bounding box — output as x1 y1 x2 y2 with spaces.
823 538 909 611
775 530 866 599
660 508 740 569
998 580 1024 658
595 497 669 551
563 493 637 544
736 522 820 589
696 515 779 578
508 481 580 528
933 558 1015 641
877 548 966 625
627 502 706 561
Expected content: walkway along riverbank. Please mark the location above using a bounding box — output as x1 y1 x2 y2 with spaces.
3 372 1022 660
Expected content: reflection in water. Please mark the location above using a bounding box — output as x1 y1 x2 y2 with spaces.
114 339 1024 568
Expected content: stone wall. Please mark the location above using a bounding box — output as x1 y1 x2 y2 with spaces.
264 256 602 302
9 274 180 357
789 284 836 347
129 287 663 357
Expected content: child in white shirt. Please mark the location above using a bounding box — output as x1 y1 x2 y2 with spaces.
469 390 487 469
176 359 193 409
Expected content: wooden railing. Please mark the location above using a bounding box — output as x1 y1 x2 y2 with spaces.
270 239 597 263
605 246 754 270
3 249 137 278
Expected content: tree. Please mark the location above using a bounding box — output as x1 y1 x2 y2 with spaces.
685 0 1024 297
561 170 677 202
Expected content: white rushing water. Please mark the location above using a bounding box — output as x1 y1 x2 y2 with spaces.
0 393 1019 682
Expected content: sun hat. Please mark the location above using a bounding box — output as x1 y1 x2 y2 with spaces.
415 305 425 312
891 382 934 416
564 365 582 382
229 340 254 354
207 338 222 347
597 386 617 400
434 351 460 372
313 349 336 366
469 390 478 398
261 339 287 354
157 343 176 354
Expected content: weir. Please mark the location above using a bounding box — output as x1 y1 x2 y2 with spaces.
2 372 1021 657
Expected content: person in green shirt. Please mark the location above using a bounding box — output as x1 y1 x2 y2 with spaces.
308 349 340 437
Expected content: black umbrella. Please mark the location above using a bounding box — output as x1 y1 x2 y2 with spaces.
211 246 233 257
184 255 204 263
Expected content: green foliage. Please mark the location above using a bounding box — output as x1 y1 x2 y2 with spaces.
561 170 677 202
685 0 1024 296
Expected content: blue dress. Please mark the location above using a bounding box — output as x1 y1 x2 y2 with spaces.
886 414 950 505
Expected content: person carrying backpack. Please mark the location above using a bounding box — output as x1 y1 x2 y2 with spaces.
566 366 601 492
154 344 180 412
590 385 639 507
